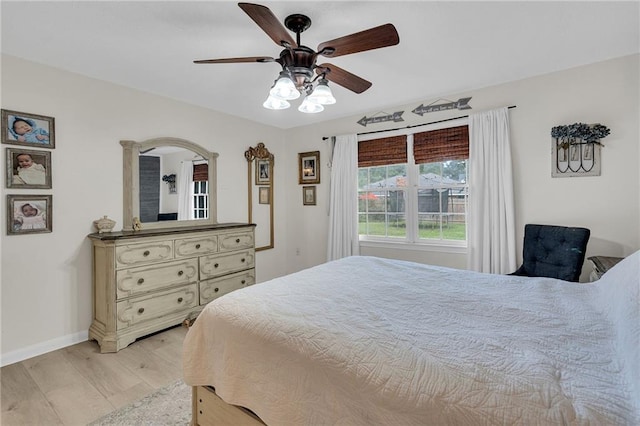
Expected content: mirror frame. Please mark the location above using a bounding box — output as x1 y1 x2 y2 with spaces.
245 143 274 251
121 137 218 231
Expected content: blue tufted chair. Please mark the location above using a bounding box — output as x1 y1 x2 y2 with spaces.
511 224 590 282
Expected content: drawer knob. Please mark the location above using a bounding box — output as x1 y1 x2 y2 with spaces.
138 308 145 314
236 238 240 243
195 244 201 249
241 258 245 263
177 297 183 303
143 250 150 257
214 263 219 268
137 278 144 284
178 270 184 276
241 280 246 284
214 287 219 293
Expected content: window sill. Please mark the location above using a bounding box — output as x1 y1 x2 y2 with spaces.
359 238 467 254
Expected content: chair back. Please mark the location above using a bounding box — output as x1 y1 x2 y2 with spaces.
520 224 590 282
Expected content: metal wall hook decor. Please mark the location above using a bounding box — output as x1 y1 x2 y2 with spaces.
551 123 610 178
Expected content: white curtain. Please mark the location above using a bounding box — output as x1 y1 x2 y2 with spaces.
467 107 517 274
177 161 193 220
327 134 360 261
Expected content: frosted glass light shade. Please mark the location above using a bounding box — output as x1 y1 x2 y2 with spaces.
263 95 290 110
298 97 324 113
307 79 336 105
270 74 300 100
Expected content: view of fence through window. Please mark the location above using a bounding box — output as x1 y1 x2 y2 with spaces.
358 160 468 241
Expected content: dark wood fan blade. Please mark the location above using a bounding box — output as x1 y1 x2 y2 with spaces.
194 56 276 64
239 3 297 48
317 23 399 58
316 63 372 94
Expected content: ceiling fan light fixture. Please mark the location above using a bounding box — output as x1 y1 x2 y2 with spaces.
298 97 324 114
270 72 300 100
263 95 290 110
307 78 336 105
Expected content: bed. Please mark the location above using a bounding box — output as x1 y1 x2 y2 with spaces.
183 251 640 425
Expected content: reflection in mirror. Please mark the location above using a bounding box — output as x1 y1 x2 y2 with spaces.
245 143 274 251
121 137 218 231
139 146 208 223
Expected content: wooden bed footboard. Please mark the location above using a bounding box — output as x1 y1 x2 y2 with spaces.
192 386 265 425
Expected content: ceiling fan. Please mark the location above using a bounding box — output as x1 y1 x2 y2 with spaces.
194 2 400 113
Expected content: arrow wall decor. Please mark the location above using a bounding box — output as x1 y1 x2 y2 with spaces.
412 97 472 116
357 111 404 127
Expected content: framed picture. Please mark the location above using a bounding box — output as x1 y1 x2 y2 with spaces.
6 148 52 189
303 186 316 206
298 151 320 184
1 109 55 149
259 187 270 204
255 158 272 185
7 194 53 235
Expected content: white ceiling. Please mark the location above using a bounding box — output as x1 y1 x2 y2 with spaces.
1 1 638 130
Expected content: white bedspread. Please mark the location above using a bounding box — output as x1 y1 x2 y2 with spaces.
183 252 640 425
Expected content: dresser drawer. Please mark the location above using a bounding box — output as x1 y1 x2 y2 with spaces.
219 231 254 252
200 269 255 305
116 258 198 299
200 250 255 280
175 235 218 258
116 284 197 329
115 241 173 268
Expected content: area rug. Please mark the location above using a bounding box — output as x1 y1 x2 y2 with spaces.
89 379 191 425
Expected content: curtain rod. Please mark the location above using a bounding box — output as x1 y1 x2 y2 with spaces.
322 105 516 140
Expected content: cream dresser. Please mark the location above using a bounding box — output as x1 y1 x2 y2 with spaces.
89 223 255 353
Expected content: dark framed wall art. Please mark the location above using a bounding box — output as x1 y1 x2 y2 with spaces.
298 151 320 184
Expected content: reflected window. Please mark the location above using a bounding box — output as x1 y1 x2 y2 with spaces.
193 181 208 219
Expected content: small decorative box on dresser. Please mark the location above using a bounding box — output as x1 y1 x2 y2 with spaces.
88 223 255 353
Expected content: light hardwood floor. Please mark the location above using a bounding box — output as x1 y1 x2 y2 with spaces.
1 325 188 426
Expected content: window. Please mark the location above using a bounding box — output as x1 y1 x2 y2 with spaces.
193 181 209 219
357 122 469 245
192 163 209 219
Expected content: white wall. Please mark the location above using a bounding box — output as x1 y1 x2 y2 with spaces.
2 53 638 365
283 54 640 276
0 55 287 364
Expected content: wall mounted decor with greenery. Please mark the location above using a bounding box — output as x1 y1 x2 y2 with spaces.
551 122 610 178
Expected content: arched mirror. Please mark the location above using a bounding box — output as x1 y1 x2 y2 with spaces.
245 143 274 251
121 137 218 230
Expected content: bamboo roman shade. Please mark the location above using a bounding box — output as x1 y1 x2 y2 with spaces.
413 125 469 164
358 135 407 167
193 163 208 182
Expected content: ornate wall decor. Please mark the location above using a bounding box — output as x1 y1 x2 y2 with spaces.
412 97 472 116
551 123 610 178
357 111 404 127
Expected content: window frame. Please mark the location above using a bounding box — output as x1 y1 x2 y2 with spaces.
357 117 469 249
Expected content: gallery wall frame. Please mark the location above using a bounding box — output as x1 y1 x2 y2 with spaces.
6 194 53 235
255 158 272 185
1 109 55 149
303 186 316 206
298 151 320 184
6 148 52 189
259 187 270 204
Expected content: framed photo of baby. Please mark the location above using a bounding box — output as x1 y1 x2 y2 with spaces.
6 148 52 189
6 194 53 235
1 109 55 149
